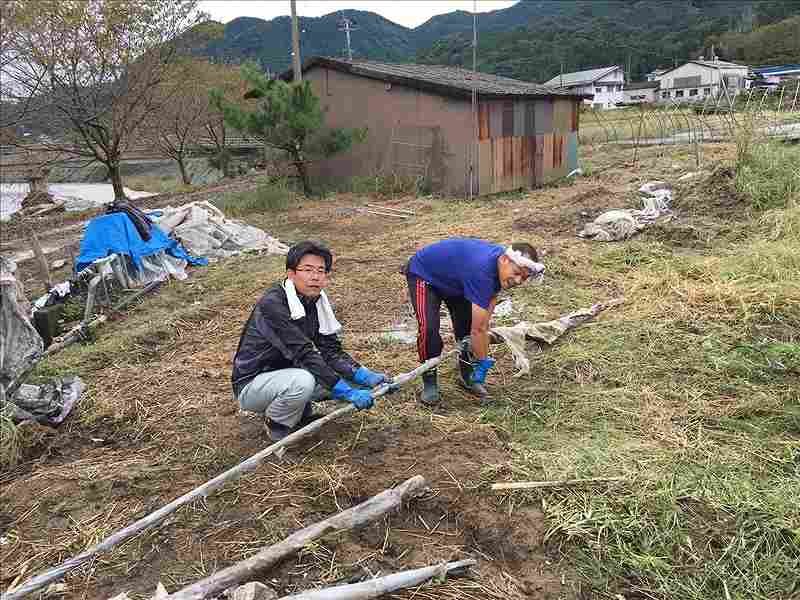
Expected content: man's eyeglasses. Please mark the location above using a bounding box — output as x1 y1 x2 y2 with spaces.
294 267 329 276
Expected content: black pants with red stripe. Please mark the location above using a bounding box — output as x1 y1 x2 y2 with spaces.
406 273 472 362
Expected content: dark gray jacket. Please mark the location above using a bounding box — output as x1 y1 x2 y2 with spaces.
231 283 359 397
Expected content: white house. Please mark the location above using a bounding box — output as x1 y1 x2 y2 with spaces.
544 65 624 109
655 59 749 104
623 81 660 104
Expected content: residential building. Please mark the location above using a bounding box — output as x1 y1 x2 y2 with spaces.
646 69 667 82
544 66 625 109
622 81 660 104
280 57 587 196
752 64 800 85
655 60 750 104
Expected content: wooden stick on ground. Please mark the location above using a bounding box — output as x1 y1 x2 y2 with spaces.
491 477 626 491
28 229 52 291
1 352 452 600
355 208 409 219
276 559 476 600
366 203 415 216
165 476 429 600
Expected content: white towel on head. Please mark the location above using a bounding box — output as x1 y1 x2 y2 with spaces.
283 279 342 335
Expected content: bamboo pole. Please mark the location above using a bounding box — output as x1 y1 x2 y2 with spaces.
1 353 451 600
276 559 477 600
491 477 626 491
27 230 52 290
165 477 429 600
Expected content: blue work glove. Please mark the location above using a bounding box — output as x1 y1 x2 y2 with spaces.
353 366 389 387
470 358 496 385
332 379 374 410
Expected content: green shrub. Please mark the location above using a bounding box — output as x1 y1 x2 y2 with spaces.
213 179 295 216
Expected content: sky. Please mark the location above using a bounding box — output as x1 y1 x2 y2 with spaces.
199 1 519 29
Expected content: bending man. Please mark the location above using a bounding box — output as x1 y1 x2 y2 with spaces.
232 241 392 440
406 238 543 406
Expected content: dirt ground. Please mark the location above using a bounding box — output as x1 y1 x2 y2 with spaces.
0 142 745 599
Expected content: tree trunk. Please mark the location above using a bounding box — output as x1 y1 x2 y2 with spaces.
177 156 191 185
292 151 311 196
108 161 127 201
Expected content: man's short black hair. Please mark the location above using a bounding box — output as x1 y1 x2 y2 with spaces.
286 241 333 272
511 242 538 262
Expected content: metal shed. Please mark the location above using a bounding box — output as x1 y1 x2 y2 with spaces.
282 57 586 196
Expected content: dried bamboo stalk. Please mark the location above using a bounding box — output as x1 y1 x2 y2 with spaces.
1 353 450 600
491 477 626 491
355 208 409 219
28 230 52 290
366 203 415 216
165 476 429 600
277 559 476 600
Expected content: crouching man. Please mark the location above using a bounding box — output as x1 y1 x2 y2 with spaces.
406 238 543 406
232 241 392 441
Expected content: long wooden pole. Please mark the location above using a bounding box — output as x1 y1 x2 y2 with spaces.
491 477 626 491
166 477 429 600
277 559 477 600
1 354 450 600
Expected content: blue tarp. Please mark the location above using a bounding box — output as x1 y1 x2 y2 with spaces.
76 213 208 273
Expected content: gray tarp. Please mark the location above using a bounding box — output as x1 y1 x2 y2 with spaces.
1 256 84 425
0 256 43 390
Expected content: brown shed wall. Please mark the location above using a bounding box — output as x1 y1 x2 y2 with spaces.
304 67 473 195
305 67 582 196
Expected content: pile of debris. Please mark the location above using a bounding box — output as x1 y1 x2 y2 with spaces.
578 181 673 242
151 200 289 258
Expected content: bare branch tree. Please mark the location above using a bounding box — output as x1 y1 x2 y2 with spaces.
2 0 206 200
143 58 245 184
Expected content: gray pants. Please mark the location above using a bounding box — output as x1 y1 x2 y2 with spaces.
238 369 317 427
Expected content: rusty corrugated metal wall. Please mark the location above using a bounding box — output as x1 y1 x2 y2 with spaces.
477 97 579 194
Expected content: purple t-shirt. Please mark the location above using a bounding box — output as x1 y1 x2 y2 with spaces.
408 238 504 309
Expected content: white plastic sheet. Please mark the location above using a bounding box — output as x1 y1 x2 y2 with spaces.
490 298 624 377
151 201 289 258
578 182 673 242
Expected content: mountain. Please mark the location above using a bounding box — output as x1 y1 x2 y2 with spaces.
713 15 800 66
189 0 800 80
415 0 800 82
200 10 413 72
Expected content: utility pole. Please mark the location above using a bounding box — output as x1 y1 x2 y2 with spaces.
290 0 301 82
338 16 357 61
469 2 477 201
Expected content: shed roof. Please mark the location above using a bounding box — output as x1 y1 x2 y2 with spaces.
281 56 586 100
657 60 749 78
753 64 800 75
543 66 621 88
625 80 660 90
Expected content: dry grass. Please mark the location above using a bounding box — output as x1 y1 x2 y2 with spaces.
1 140 798 600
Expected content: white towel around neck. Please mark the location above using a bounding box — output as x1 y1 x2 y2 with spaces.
283 279 342 335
